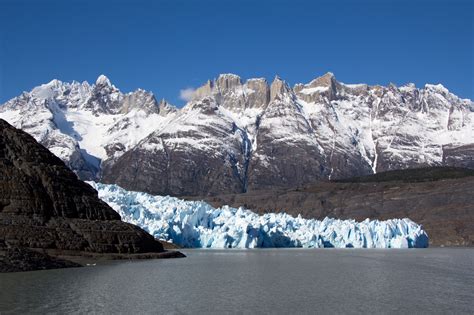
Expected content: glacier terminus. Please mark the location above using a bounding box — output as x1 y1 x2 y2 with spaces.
90 182 429 249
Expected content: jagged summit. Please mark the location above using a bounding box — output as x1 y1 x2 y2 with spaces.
272 75 284 82
158 98 178 115
159 98 169 105
0 75 178 180
95 74 112 86
425 83 450 95
1 72 472 197
308 72 337 87
47 78 62 86
217 73 242 83
270 75 292 101
190 73 297 109
3 74 177 115
30 78 64 99
101 73 474 196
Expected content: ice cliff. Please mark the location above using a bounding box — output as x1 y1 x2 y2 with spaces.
89 182 429 248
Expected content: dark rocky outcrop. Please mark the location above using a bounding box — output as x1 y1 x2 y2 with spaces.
194 167 474 247
0 119 182 272
442 144 474 169
0 243 81 272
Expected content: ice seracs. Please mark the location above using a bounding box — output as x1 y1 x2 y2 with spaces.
89 182 429 249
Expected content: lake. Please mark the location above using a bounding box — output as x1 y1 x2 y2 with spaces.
0 249 473 314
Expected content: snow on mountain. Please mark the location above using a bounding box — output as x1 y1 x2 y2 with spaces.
89 182 429 248
102 73 473 196
1 73 472 196
0 75 177 179
102 96 254 195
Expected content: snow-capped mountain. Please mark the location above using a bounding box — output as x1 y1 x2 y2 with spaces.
1 73 472 196
0 75 177 179
101 73 473 196
90 182 429 248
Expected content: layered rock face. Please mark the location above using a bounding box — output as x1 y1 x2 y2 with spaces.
0 119 163 254
1 73 472 196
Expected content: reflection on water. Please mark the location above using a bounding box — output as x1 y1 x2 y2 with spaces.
0 249 473 314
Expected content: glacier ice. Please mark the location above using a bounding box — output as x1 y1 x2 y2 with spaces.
89 182 429 249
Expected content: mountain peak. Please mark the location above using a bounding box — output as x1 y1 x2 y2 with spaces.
216 73 242 91
159 98 168 105
158 98 177 115
217 73 241 80
425 83 449 95
324 71 335 78
308 72 337 88
47 79 62 86
270 76 291 101
96 74 111 86
30 79 64 99
273 75 283 82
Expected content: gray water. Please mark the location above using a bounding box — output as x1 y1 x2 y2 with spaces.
0 249 473 314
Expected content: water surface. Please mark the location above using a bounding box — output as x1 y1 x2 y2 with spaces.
0 249 473 314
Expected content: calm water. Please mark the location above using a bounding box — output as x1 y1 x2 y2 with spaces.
0 249 473 314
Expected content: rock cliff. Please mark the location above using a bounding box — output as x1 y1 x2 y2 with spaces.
0 119 181 271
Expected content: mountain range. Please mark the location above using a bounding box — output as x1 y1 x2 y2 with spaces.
1 73 472 196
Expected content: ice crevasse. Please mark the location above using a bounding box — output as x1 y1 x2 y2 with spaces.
89 182 429 249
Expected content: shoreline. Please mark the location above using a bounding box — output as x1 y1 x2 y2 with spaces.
0 247 186 273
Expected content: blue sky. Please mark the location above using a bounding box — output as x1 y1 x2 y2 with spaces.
0 0 472 106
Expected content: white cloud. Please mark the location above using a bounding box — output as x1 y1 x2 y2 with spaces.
179 87 196 102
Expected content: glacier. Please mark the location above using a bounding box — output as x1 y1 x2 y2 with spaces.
89 182 429 249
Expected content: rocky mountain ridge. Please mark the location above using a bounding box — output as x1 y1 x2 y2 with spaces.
0 75 177 180
1 73 472 196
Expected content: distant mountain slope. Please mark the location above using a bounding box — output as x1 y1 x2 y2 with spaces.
335 166 474 183
196 167 474 246
1 73 472 196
